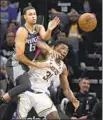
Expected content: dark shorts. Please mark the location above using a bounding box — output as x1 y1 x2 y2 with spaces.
6 58 29 86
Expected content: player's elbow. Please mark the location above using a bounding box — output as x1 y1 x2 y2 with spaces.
42 37 50 41
16 46 24 58
45 37 51 40
41 35 51 40
16 52 24 61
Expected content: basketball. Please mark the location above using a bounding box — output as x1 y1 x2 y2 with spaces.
78 13 97 32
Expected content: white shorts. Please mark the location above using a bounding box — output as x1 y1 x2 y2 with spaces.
13 91 57 119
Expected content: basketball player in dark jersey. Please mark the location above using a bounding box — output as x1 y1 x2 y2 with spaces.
0 6 61 104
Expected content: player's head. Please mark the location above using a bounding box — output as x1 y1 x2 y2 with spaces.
52 40 69 60
23 6 37 25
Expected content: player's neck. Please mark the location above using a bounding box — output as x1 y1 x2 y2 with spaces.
25 23 35 32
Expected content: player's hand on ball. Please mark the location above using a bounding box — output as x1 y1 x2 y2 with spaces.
49 49 61 59
72 98 80 111
48 17 60 31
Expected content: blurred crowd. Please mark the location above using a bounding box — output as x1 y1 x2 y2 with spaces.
0 0 102 120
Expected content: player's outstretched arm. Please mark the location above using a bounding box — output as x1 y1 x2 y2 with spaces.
37 40 61 58
60 65 79 111
39 17 60 40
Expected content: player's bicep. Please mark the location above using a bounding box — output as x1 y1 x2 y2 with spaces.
15 28 27 57
39 25 46 39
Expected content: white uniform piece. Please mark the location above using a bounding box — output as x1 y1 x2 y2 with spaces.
52 75 60 92
13 56 65 119
29 56 65 93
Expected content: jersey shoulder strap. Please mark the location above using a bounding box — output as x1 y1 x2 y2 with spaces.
35 24 40 33
23 24 29 33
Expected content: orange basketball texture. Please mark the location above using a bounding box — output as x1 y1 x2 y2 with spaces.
78 13 97 32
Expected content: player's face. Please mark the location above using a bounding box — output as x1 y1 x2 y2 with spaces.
55 44 69 60
24 9 37 25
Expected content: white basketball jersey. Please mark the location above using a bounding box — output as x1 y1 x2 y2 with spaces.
28 56 65 92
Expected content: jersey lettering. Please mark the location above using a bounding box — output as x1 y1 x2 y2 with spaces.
50 66 59 75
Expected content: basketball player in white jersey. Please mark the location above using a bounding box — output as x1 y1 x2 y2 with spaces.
13 41 79 119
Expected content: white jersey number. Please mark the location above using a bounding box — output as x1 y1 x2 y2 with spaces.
29 43 36 52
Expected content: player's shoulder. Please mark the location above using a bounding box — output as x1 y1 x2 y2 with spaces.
61 61 66 69
36 24 43 27
60 61 68 74
17 26 28 31
36 24 44 29
16 27 28 35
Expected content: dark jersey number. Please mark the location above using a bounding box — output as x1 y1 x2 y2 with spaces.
43 71 53 81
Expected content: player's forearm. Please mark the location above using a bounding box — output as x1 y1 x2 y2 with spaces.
37 41 52 53
43 29 52 40
16 54 37 67
64 88 76 102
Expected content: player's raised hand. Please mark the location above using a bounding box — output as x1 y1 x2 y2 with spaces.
48 17 60 31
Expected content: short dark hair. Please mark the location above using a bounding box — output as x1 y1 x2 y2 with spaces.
23 6 35 15
52 40 69 48
79 77 90 83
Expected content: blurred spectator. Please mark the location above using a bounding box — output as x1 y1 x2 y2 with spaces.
67 9 80 38
77 0 97 14
49 13 69 33
0 31 15 119
0 72 8 96
65 77 98 120
8 20 20 32
48 0 74 32
57 31 67 41
0 0 18 28
83 0 91 13
0 32 15 89
73 0 91 14
0 31 15 59
0 23 8 48
66 9 87 71
9 1 19 9
0 56 8 97
88 100 102 120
